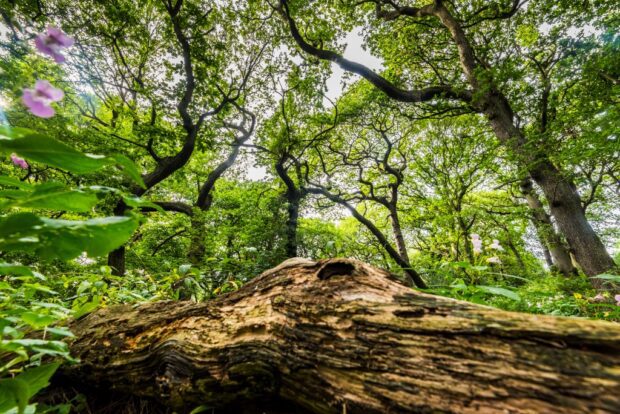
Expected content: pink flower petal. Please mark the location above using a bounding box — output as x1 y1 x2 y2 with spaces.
34 34 54 55
33 26 73 63
22 89 55 118
34 80 64 102
10 154 29 169
48 26 74 47
51 51 66 63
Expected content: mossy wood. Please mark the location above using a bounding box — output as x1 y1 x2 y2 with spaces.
65 259 620 413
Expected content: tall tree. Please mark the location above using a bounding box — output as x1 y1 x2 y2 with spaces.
274 0 617 281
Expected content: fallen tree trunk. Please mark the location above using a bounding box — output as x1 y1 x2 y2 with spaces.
64 258 620 413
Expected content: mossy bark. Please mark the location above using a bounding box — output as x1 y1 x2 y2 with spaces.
64 258 620 413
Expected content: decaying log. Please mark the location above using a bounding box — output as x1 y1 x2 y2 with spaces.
64 258 620 413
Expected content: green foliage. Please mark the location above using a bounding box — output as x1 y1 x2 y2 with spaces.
0 127 145 188
0 127 142 412
0 0 619 409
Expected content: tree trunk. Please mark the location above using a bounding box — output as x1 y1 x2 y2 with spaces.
63 258 620 414
520 179 576 276
107 201 128 276
107 245 126 276
530 159 616 278
388 207 410 263
541 244 554 267
284 192 300 258
275 157 302 259
187 210 206 266
484 95 614 280
433 5 615 281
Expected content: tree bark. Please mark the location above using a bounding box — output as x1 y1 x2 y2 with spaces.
187 211 206 266
275 156 303 258
388 207 410 264
520 178 577 276
528 159 616 279
63 258 620 414
283 192 301 258
108 201 129 276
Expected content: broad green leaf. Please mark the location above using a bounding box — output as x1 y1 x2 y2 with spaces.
477 285 520 301
189 405 213 414
21 284 58 296
0 378 29 414
450 261 472 269
0 213 140 260
0 127 145 188
72 297 101 319
20 312 58 329
0 182 98 212
111 154 145 189
0 177 33 190
45 327 75 338
15 362 61 399
592 274 620 282
0 263 33 276
76 281 91 295
88 186 164 212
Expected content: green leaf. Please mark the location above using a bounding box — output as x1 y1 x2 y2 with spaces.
0 213 140 260
111 154 146 189
21 284 58 296
0 378 29 414
0 177 33 190
20 312 58 329
189 405 213 414
0 182 98 212
0 263 34 276
477 285 520 301
72 297 101 319
87 186 164 212
450 261 472 269
44 327 74 338
592 274 620 282
15 362 61 398
76 281 91 295
0 127 145 188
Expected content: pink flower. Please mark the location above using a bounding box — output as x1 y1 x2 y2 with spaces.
489 239 504 251
615 294 620 306
22 80 64 118
486 256 502 264
470 234 482 255
592 293 605 302
10 153 28 169
35 26 74 63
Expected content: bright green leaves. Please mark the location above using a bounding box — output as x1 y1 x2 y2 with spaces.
0 180 163 213
0 213 140 260
0 126 145 189
0 363 61 414
0 182 98 212
515 24 539 48
0 125 144 414
476 285 521 301
0 377 29 414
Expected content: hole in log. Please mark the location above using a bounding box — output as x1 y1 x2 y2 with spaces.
393 309 425 318
316 261 356 280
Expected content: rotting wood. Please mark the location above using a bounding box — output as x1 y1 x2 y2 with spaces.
64 258 620 413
